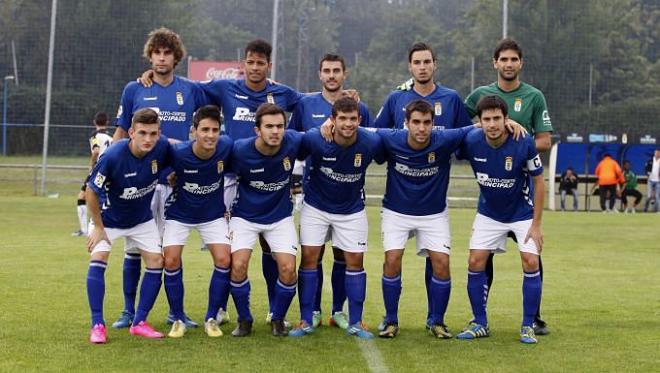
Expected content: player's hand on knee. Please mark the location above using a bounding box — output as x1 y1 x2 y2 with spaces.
87 226 109 253
524 225 543 254
505 118 527 140
137 69 155 87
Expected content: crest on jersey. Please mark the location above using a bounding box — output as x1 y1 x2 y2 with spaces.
505 156 513 171
217 160 224 174
176 91 184 106
428 151 436 164
354 153 362 167
283 157 291 171
514 98 522 112
434 102 442 116
267 93 275 104
151 160 158 174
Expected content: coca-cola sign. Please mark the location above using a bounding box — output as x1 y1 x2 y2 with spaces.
188 60 243 81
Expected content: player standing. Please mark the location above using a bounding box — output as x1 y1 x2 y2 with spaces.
455 96 545 344
85 108 170 343
464 38 553 334
161 105 233 338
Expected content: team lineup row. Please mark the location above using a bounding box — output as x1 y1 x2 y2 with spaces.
82 27 553 345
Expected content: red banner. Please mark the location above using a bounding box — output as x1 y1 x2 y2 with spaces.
188 60 243 81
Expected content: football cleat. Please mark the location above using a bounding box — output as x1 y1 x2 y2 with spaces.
329 312 350 330
111 310 134 329
168 320 186 338
533 318 550 335
266 312 291 328
456 322 490 340
271 319 289 337
378 323 399 339
204 318 223 337
216 308 230 325
166 313 198 328
231 320 253 337
520 326 538 344
429 323 453 339
89 323 107 344
346 323 374 339
312 311 322 328
289 321 314 337
129 321 164 339
71 230 86 237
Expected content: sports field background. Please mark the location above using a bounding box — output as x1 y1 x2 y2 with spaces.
1 159 658 372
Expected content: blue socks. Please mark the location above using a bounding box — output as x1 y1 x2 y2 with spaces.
206 265 231 321
230 278 253 322
345 269 367 325
164 267 185 321
87 260 107 326
122 253 141 314
467 270 488 326
133 267 163 324
522 270 542 327
298 269 318 325
272 279 297 321
425 257 432 322
262 253 278 313
382 274 402 325
314 261 323 313
429 276 451 325
331 260 347 313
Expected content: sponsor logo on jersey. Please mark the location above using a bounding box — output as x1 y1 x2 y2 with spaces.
233 107 256 122
120 180 158 200
217 161 224 174
151 160 158 174
249 177 290 192
354 153 362 167
394 154 409 160
514 98 522 112
250 168 265 173
320 167 362 183
94 172 106 188
267 93 275 104
427 152 436 164
235 94 248 100
473 157 487 162
322 157 336 161
394 162 439 177
182 181 221 195
505 156 513 171
143 96 158 101
183 169 198 174
283 157 291 171
124 172 137 178
475 172 515 188
434 102 442 116
312 114 326 118
176 91 184 106
542 110 551 126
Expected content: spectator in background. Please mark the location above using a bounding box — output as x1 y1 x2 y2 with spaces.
593 154 625 213
643 149 660 213
559 167 579 211
621 160 642 213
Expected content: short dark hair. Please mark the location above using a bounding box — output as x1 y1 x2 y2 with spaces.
494 38 523 60
93 112 109 127
245 39 272 61
143 27 186 66
193 105 221 129
476 95 508 118
319 54 346 72
255 103 286 128
404 100 434 121
331 97 359 117
408 42 436 63
131 108 160 127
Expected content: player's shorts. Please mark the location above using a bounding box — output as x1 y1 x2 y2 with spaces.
224 174 238 212
469 213 539 255
150 184 172 236
300 203 368 253
162 217 231 248
230 216 298 255
90 219 161 255
381 208 451 256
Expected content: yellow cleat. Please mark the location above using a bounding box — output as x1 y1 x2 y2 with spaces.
205 318 223 337
168 320 186 338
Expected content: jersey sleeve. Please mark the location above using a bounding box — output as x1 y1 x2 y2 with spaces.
373 94 396 129
463 89 480 119
89 135 98 151
441 125 475 153
526 137 544 176
116 83 136 131
453 96 475 128
288 101 304 131
199 79 226 108
88 152 111 195
366 129 386 164
532 91 553 133
284 85 305 112
359 103 373 127
298 131 317 160
192 81 211 108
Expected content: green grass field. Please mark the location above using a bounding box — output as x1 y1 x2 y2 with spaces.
1 185 659 372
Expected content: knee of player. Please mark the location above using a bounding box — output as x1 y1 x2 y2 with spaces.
144 253 164 268
467 253 488 271
521 254 540 272
163 255 181 270
231 260 249 278
213 255 231 269
382 258 402 277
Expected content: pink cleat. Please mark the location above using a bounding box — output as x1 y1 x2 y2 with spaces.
89 323 107 344
129 321 164 339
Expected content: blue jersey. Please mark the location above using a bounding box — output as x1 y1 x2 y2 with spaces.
378 126 475 215
200 79 304 140
300 128 384 214
231 130 303 224
117 76 209 140
374 84 473 130
458 131 543 223
165 137 233 224
87 136 171 229
288 92 372 131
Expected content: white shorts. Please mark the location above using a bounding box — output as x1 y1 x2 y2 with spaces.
90 219 161 255
300 203 368 253
162 217 231 248
381 208 451 256
224 175 238 212
469 213 539 255
230 216 298 255
150 184 172 237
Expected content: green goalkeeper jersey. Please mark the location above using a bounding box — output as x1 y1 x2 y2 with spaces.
465 82 553 134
